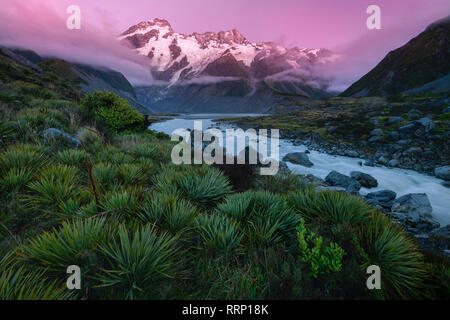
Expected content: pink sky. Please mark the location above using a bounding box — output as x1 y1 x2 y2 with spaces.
0 0 448 89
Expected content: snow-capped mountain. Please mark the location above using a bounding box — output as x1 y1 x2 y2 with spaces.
120 18 336 85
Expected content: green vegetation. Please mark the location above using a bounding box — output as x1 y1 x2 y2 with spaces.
81 91 144 132
0 51 448 300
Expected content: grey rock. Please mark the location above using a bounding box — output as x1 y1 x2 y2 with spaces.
416 118 435 133
368 136 384 143
388 159 400 167
430 225 450 239
387 116 402 124
282 152 313 167
434 166 450 181
377 156 390 165
41 128 81 147
391 193 433 221
403 147 422 155
369 117 379 126
350 171 378 188
390 131 400 140
325 170 361 193
345 150 359 157
366 190 397 203
398 123 416 135
370 128 384 136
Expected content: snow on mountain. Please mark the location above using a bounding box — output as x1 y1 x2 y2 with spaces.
119 18 336 86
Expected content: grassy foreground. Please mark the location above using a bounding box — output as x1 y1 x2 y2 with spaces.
0 54 449 300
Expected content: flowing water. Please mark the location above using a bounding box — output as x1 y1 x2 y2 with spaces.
149 114 450 226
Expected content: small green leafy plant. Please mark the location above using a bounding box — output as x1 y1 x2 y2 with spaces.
296 219 345 278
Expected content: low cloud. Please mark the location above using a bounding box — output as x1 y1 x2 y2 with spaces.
0 0 153 85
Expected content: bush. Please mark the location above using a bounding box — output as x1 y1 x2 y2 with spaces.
296 218 345 278
81 91 144 132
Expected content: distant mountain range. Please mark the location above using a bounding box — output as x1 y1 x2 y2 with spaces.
3 15 448 114
342 16 450 97
120 18 336 112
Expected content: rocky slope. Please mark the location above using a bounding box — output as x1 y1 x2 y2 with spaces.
342 16 450 97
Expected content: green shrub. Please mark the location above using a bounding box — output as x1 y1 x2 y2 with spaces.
81 91 144 132
296 219 345 278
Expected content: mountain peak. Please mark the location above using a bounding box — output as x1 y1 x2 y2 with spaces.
120 18 333 84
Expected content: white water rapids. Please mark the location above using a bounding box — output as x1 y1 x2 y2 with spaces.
149 114 450 226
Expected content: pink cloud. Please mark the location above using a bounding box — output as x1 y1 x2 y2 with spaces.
0 0 448 89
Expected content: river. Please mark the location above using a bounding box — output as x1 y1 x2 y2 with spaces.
149 114 450 226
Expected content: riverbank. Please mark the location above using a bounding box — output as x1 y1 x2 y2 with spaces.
216 95 450 179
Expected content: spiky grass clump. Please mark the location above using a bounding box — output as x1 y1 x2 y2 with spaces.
139 193 198 235
19 218 110 274
25 165 81 218
0 144 46 173
217 191 300 248
195 213 243 257
99 190 139 218
358 213 426 298
0 268 75 300
0 167 34 192
97 224 179 299
154 165 233 208
286 189 374 227
55 149 89 169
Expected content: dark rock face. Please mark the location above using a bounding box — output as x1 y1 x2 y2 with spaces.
325 171 361 193
350 171 378 188
341 16 450 96
282 152 314 167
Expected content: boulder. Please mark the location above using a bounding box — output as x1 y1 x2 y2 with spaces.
390 131 400 140
416 118 435 133
388 159 400 167
366 190 397 203
368 136 384 143
391 193 433 221
282 152 313 167
370 128 383 136
434 166 450 181
41 128 81 147
345 150 359 157
387 116 402 124
369 117 379 126
350 171 378 188
325 171 361 193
